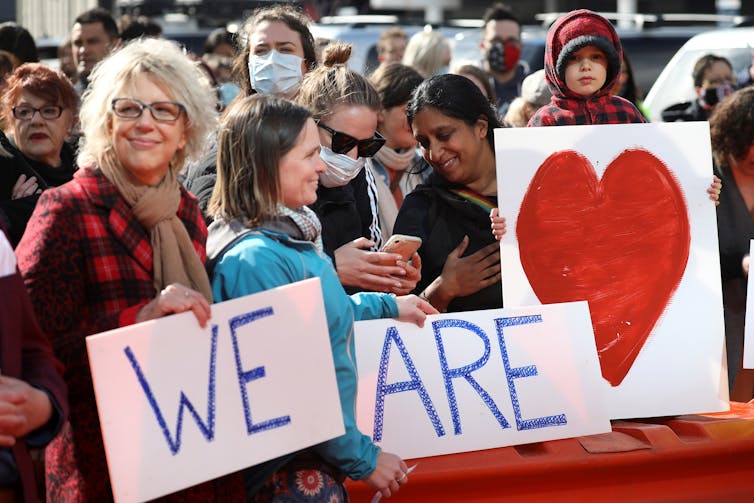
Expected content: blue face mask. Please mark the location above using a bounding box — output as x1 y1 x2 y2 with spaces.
436 65 450 75
247 50 304 97
219 82 240 107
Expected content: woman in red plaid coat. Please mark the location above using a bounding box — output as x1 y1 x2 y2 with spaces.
15 38 244 502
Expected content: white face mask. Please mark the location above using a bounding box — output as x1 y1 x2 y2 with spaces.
319 146 367 188
248 50 304 97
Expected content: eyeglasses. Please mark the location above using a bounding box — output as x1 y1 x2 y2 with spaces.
317 122 386 158
12 105 64 121
111 98 185 122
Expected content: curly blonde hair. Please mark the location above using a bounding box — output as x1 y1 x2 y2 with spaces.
78 37 217 173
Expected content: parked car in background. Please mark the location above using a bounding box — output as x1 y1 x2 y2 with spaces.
644 27 754 121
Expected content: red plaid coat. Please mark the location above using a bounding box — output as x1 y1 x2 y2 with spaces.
528 9 646 127
16 168 244 502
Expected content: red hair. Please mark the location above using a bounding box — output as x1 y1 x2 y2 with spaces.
2 62 78 120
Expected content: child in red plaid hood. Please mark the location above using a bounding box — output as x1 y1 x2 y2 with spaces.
528 9 646 126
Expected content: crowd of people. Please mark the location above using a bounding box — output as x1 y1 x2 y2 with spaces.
0 2 751 501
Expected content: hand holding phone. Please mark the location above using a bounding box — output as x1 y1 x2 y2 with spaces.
379 234 422 261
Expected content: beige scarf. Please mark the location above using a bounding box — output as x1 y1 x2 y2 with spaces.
374 145 416 173
99 152 213 302
370 147 421 239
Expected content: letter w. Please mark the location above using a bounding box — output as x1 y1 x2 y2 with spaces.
123 324 219 455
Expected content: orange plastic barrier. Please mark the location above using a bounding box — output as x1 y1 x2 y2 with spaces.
345 401 754 502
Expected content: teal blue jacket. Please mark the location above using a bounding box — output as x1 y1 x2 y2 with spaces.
210 222 398 480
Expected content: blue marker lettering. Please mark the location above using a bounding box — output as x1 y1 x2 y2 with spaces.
373 326 444 441
433 319 509 435
123 323 219 455
495 315 567 430
229 307 291 435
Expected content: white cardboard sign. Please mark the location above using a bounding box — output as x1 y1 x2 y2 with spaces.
87 278 344 502
744 240 754 369
496 122 729 419
354 302 610 460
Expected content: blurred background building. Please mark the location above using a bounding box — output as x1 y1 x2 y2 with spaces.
0 0 751 40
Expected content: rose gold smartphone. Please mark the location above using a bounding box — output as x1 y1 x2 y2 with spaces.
379 234 422 261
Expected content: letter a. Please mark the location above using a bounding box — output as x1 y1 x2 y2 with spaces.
373 326 444 441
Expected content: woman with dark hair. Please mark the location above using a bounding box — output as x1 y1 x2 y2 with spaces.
709 86 754 402
368 62 428 238
0 63 78 246
233 4 317 99
393 73 503 313
662 53 736 122
207 94 435 501
0 22 38 64
0 49 18 91
184 4 317 214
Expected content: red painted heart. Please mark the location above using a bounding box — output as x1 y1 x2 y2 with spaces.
516 149 690 386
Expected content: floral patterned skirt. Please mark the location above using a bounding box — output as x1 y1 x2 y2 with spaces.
250 468 348 502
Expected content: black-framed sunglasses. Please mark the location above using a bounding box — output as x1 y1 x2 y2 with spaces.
317 122 386 158
12 105 64 121
111 98 185 122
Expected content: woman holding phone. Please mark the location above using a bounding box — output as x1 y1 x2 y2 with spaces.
296 43 421 294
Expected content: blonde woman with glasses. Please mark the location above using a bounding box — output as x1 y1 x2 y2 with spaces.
15 38 245 501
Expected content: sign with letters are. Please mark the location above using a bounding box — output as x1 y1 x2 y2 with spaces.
354 302 611 459
87 278 344 503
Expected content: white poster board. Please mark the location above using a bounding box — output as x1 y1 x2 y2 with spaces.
354 302 610 460
496 122 729 419
744 240 754 369
87 278 344 502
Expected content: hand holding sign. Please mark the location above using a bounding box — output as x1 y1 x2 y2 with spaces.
370 464 418 503
87 278 344 502
135 283 212 328
365 452 409 499
355 302 610 460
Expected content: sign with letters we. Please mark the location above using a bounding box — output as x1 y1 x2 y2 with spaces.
87 278 344 502
354 302 610 459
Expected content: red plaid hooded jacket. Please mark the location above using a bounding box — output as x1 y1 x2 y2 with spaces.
16 168 244 502
528 9 646 126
